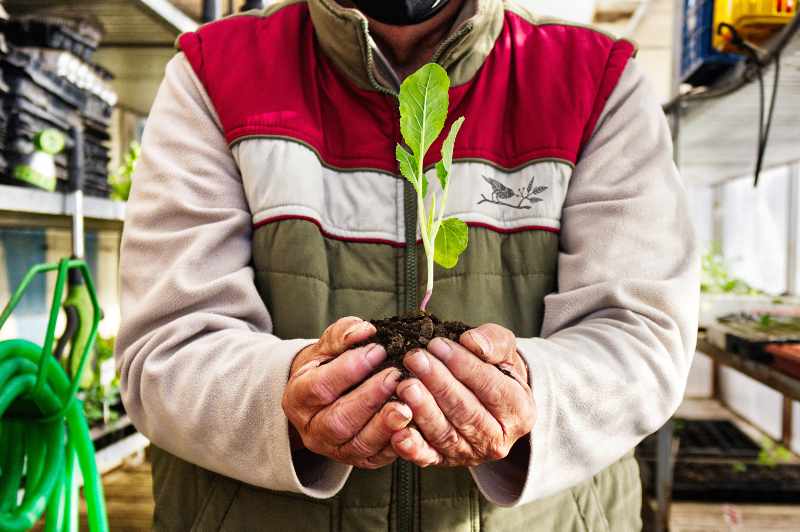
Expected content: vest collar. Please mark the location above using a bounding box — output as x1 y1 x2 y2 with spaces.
307 0 505 94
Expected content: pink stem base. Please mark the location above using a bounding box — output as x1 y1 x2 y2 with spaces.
420 291 432 313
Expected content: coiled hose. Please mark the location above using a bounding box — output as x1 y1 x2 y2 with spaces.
0 260 108 531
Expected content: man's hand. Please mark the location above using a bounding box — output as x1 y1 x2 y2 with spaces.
390 324 535 467
282 317 413 470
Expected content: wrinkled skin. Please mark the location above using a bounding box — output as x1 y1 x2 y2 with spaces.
282 318 535 470
282 317 411 469
391 324 535 467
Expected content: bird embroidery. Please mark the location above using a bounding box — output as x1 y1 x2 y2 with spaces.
478 175 548 210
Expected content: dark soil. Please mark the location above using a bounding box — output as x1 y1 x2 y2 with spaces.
363 311 471 378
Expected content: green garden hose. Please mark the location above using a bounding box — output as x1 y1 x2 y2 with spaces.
0 259 108 531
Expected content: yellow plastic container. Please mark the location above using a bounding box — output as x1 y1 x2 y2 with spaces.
713 0 796 52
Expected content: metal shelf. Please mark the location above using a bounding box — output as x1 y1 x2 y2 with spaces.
0 184 126 222
5 0 198 47
670 17 800 186
5 0 200 114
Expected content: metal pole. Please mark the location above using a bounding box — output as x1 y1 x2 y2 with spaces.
654 419 676 532
203 0 223 22
787 163 800 295
70 125 85 260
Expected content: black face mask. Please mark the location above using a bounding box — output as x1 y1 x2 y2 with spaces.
350 0 450 26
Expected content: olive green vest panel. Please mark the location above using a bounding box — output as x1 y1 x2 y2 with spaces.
252 221 559 336
151 447 641 531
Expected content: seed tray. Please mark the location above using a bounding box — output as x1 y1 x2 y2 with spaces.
4 66 77 113
638 419 761 460
83 95 113 126
6 108 72 138
3 49 86 110
763 343 800 379
6 17 100 62
669 462 800 503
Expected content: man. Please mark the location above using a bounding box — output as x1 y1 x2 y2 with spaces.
117 0 699 530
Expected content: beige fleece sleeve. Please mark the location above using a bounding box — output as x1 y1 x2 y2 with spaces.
115 53 352 497
470 59 700 506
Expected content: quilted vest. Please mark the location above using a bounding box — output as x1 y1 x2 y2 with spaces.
150 1 642 531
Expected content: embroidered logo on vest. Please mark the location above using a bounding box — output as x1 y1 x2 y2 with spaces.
477 176 548 210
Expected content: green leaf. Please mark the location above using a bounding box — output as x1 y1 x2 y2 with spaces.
437 116 464 190
396 144 419 190
399 63 450 163
434 217 468 269
436 161 447 188
421 173 428 199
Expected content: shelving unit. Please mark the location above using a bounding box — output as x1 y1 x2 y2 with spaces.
0 184 125 222
654 7 800 532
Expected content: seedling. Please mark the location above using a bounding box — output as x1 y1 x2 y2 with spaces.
395 63 468 311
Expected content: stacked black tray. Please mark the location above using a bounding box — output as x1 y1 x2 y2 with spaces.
638 419 800 503
2 13 116 197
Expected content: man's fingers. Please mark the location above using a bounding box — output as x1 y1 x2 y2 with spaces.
427 338 532 420
459 324 516 365
353 446 398 470
338 402 412 459
396 378 466 457
403 350 500 442
318 316 376 356
391 427 442 468
312 368 401 445
298 343 387 406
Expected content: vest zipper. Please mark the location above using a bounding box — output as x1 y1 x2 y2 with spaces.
362 16 475 531
398 177 418 532
395 100 418 532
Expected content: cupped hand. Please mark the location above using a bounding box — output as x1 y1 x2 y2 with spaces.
282 317 413 469
390 324 535 467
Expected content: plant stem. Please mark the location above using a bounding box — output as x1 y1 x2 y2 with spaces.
416 163 435 312
420 288 433 313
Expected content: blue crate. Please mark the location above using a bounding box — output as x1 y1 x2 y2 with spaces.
681 0 742 86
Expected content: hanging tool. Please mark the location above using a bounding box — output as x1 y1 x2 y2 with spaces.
53 124 96 389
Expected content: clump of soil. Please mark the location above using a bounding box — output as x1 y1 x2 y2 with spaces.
363 311 471 378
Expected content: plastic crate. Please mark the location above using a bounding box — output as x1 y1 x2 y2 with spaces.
6 16 100 62
714 0 796 51
682 0 743 86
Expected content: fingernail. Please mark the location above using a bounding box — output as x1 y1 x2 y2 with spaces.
344 321 372 339
397 438 413 451
427 338 452 362
402 382 424 405
406 350 430 375
468 330 491 356
383 369 401 387
366 344 387 366
387 404 412 429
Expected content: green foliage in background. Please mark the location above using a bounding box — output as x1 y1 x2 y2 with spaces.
701 244 765 296
108 141 140 202
757 437 793 468
82 335 121 426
